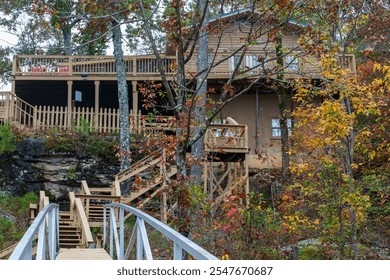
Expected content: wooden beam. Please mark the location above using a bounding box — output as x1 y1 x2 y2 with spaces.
132 81 138 113
94 80 100 130
161 192 167 223
67 80 73 127
245 154 249 206
75 194 121 200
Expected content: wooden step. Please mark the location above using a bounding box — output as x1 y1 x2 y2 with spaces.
123 166 177 205
59 243 82 247
58 210 83 249
59 225 80 230
59 233 81 238
60 238 82 243
59 221 73 225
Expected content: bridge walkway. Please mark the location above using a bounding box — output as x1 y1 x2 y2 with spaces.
56 248 112 260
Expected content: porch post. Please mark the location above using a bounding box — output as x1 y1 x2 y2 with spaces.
94 80 100 131
132 81 138 113
67 81 73 128
9 80 16 122
4 92 10 123
245 154 249 206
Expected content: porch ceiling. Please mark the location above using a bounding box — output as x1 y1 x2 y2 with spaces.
15 80 68 107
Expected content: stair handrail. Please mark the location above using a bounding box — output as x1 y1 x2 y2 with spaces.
38 190 49 212
0 242 19 259
3 92 36 127
103 203 218 260
68 192 94 248
115 149 161 183
9 203 59 260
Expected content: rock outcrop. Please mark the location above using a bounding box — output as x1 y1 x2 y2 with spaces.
0 137 120 203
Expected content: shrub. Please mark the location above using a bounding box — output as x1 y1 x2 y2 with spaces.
0 192 38 248
0 123 15 154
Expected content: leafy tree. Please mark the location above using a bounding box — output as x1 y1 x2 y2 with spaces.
288 56 388 259
0 46 12 88
32 0 84 55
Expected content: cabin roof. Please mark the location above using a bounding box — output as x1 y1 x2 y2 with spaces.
208 6 304 28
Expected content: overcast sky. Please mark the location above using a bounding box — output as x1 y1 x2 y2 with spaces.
0 25 17 90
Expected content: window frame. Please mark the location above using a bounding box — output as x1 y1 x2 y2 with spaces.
285 54 299 71
229 55 243 72
270 117 292 139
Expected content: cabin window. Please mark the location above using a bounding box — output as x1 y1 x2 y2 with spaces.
286 55 299 71
271 118 292 138
229 55 243 71
245 55 261 71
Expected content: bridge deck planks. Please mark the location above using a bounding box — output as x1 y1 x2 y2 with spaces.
56 248 112 260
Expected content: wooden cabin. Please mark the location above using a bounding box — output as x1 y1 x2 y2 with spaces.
1 8 356 169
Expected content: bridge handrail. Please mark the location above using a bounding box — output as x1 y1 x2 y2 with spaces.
9 203 59 260
104 203 218 260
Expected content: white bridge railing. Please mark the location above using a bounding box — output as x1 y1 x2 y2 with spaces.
103 203 218 260
9 204 59 260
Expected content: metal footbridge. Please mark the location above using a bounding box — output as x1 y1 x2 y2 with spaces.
8 199 217 260
6 147 219 260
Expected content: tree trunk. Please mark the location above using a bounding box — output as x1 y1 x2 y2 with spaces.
191 0 209 186
275 35 290 183
62 27 72 55
112 18 131 180
349 208 358 259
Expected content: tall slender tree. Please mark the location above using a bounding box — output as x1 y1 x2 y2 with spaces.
190 0 209 186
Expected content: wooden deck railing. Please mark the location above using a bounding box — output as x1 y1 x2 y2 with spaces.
13 55 177 78
1 92 174 134
12 53 356 79
204 122 249 153
35 105 121 133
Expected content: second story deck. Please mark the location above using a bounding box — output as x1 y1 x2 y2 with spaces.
12 53 356 82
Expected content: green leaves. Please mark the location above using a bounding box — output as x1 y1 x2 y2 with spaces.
0 124 15 155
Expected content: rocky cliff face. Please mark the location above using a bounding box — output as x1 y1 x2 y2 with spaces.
0 137 120 203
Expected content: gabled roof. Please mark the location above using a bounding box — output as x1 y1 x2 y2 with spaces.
208 6 304 29
209 7 254 23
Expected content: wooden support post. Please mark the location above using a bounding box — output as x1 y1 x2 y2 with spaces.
161 192 167 224
67 81 73 129
160 148 168 223
94 80 100 130
132 57 137 75
33 106 37 131
9 81 16 122
245 154 249 206
132 81 138 114
4 92 10 123
203 160 208 194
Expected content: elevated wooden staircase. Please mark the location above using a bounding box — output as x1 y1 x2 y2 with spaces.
4 114 250 259
0 91 35 129
58 211 83 248
116 149 177 207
